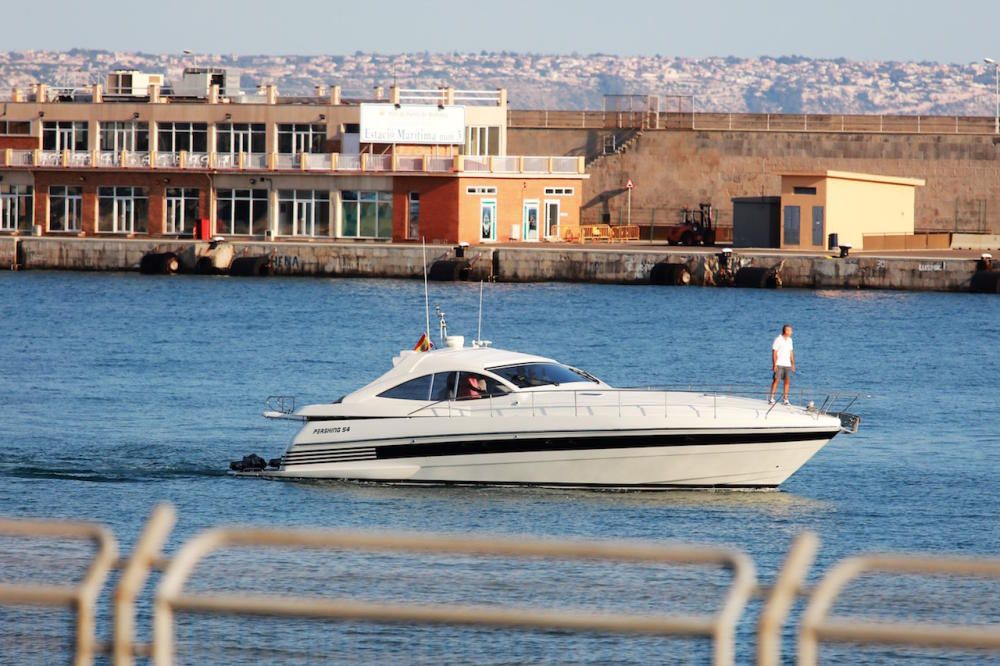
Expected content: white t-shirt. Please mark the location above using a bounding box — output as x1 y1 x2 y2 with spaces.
772 335 794 367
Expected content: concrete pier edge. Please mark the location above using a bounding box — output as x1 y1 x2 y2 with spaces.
0 236 988 293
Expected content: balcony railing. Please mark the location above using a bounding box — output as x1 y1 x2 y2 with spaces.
0 149 586 176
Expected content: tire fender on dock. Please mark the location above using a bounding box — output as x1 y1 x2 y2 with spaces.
734 266 781 289
428 259 471 281
649 262 691 286
230 255 273 277
970 270 1000 293
139 252 180 275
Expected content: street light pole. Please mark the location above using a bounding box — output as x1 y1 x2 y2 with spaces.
984 58 999 134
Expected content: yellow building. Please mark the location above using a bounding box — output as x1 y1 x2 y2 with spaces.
779 171 925 250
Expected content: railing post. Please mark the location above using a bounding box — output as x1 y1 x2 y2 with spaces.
178 150 187 169
757 532 819 666
114 504 176 666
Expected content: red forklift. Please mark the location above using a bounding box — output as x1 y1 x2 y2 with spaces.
665 202 716 246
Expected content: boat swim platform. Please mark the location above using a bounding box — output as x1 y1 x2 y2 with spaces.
0 503 998 665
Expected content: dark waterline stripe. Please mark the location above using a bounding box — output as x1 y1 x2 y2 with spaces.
281 430 838 466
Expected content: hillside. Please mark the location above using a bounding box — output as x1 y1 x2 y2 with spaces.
0 49 993 115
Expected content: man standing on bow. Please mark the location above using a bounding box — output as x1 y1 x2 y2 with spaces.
769 324 795 405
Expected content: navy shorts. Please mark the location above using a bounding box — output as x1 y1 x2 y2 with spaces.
773 366 792 381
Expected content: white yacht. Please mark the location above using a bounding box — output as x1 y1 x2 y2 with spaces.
233 334 860 489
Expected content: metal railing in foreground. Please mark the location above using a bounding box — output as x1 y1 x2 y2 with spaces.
0 515 119 665
0 504 997 665
799 552 1000 664
155 526 756 665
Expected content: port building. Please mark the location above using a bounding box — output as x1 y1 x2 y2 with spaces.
0 69 585 244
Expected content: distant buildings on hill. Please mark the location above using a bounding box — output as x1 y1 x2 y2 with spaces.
0 50 995 115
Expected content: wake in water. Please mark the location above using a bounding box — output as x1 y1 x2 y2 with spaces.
3 464 227 483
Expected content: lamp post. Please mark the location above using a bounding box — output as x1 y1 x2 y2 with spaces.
984 58 999 134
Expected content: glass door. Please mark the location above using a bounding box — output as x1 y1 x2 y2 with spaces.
57 127 75 152
480 199 496 241
295 200 314 236
544 200 560 239
523 201 539 241
115 196 134 233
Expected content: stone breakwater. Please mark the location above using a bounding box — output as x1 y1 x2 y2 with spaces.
0 237 986 293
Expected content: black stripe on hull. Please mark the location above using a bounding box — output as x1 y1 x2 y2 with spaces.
281 430 838 466
238 474 781 491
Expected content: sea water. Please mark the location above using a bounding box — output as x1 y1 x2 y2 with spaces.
1 272 998 664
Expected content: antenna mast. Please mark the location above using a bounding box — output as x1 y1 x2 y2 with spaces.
476 281 484 344
422 237 430 339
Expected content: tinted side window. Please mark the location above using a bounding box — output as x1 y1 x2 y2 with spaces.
456 372 511 400
378 375 433 400
429 372 455 401
490 363 596 388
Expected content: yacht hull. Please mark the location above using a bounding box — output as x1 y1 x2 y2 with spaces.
257 426 839 488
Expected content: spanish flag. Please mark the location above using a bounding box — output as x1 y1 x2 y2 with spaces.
413 332 433 352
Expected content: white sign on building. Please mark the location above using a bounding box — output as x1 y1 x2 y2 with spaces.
360 104 466 145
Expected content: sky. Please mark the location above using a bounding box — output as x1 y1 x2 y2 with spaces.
7 0 1000 64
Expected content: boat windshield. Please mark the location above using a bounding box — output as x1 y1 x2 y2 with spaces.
489 362 599 389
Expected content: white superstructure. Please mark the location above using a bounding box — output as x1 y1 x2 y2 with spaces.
235 341 859 489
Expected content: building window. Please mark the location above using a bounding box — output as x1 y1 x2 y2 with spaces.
543 187 574 196
793 186 817 195
98 186 149 233
165 188 200 234
277 124 327 154
277 190 330 237
216 189 269 235
466 186 497 195
42 121 88 151
341 190 392 239
216 123 266 155
0 185 33 231
464 126 500 156
0 121 31 135
48 186 83 232
783 205 801 246
157 122 208 153
99 121 149 152
407 192 420 240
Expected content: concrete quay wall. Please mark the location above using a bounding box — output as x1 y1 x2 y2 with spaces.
0 237 984 293
508 128 1000 234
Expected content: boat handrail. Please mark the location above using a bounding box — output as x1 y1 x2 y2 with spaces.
407 385 863 425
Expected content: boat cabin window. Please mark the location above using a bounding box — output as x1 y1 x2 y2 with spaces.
378 374 435 401
378 372 508 401
455 372 510 400
489 362 598 388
